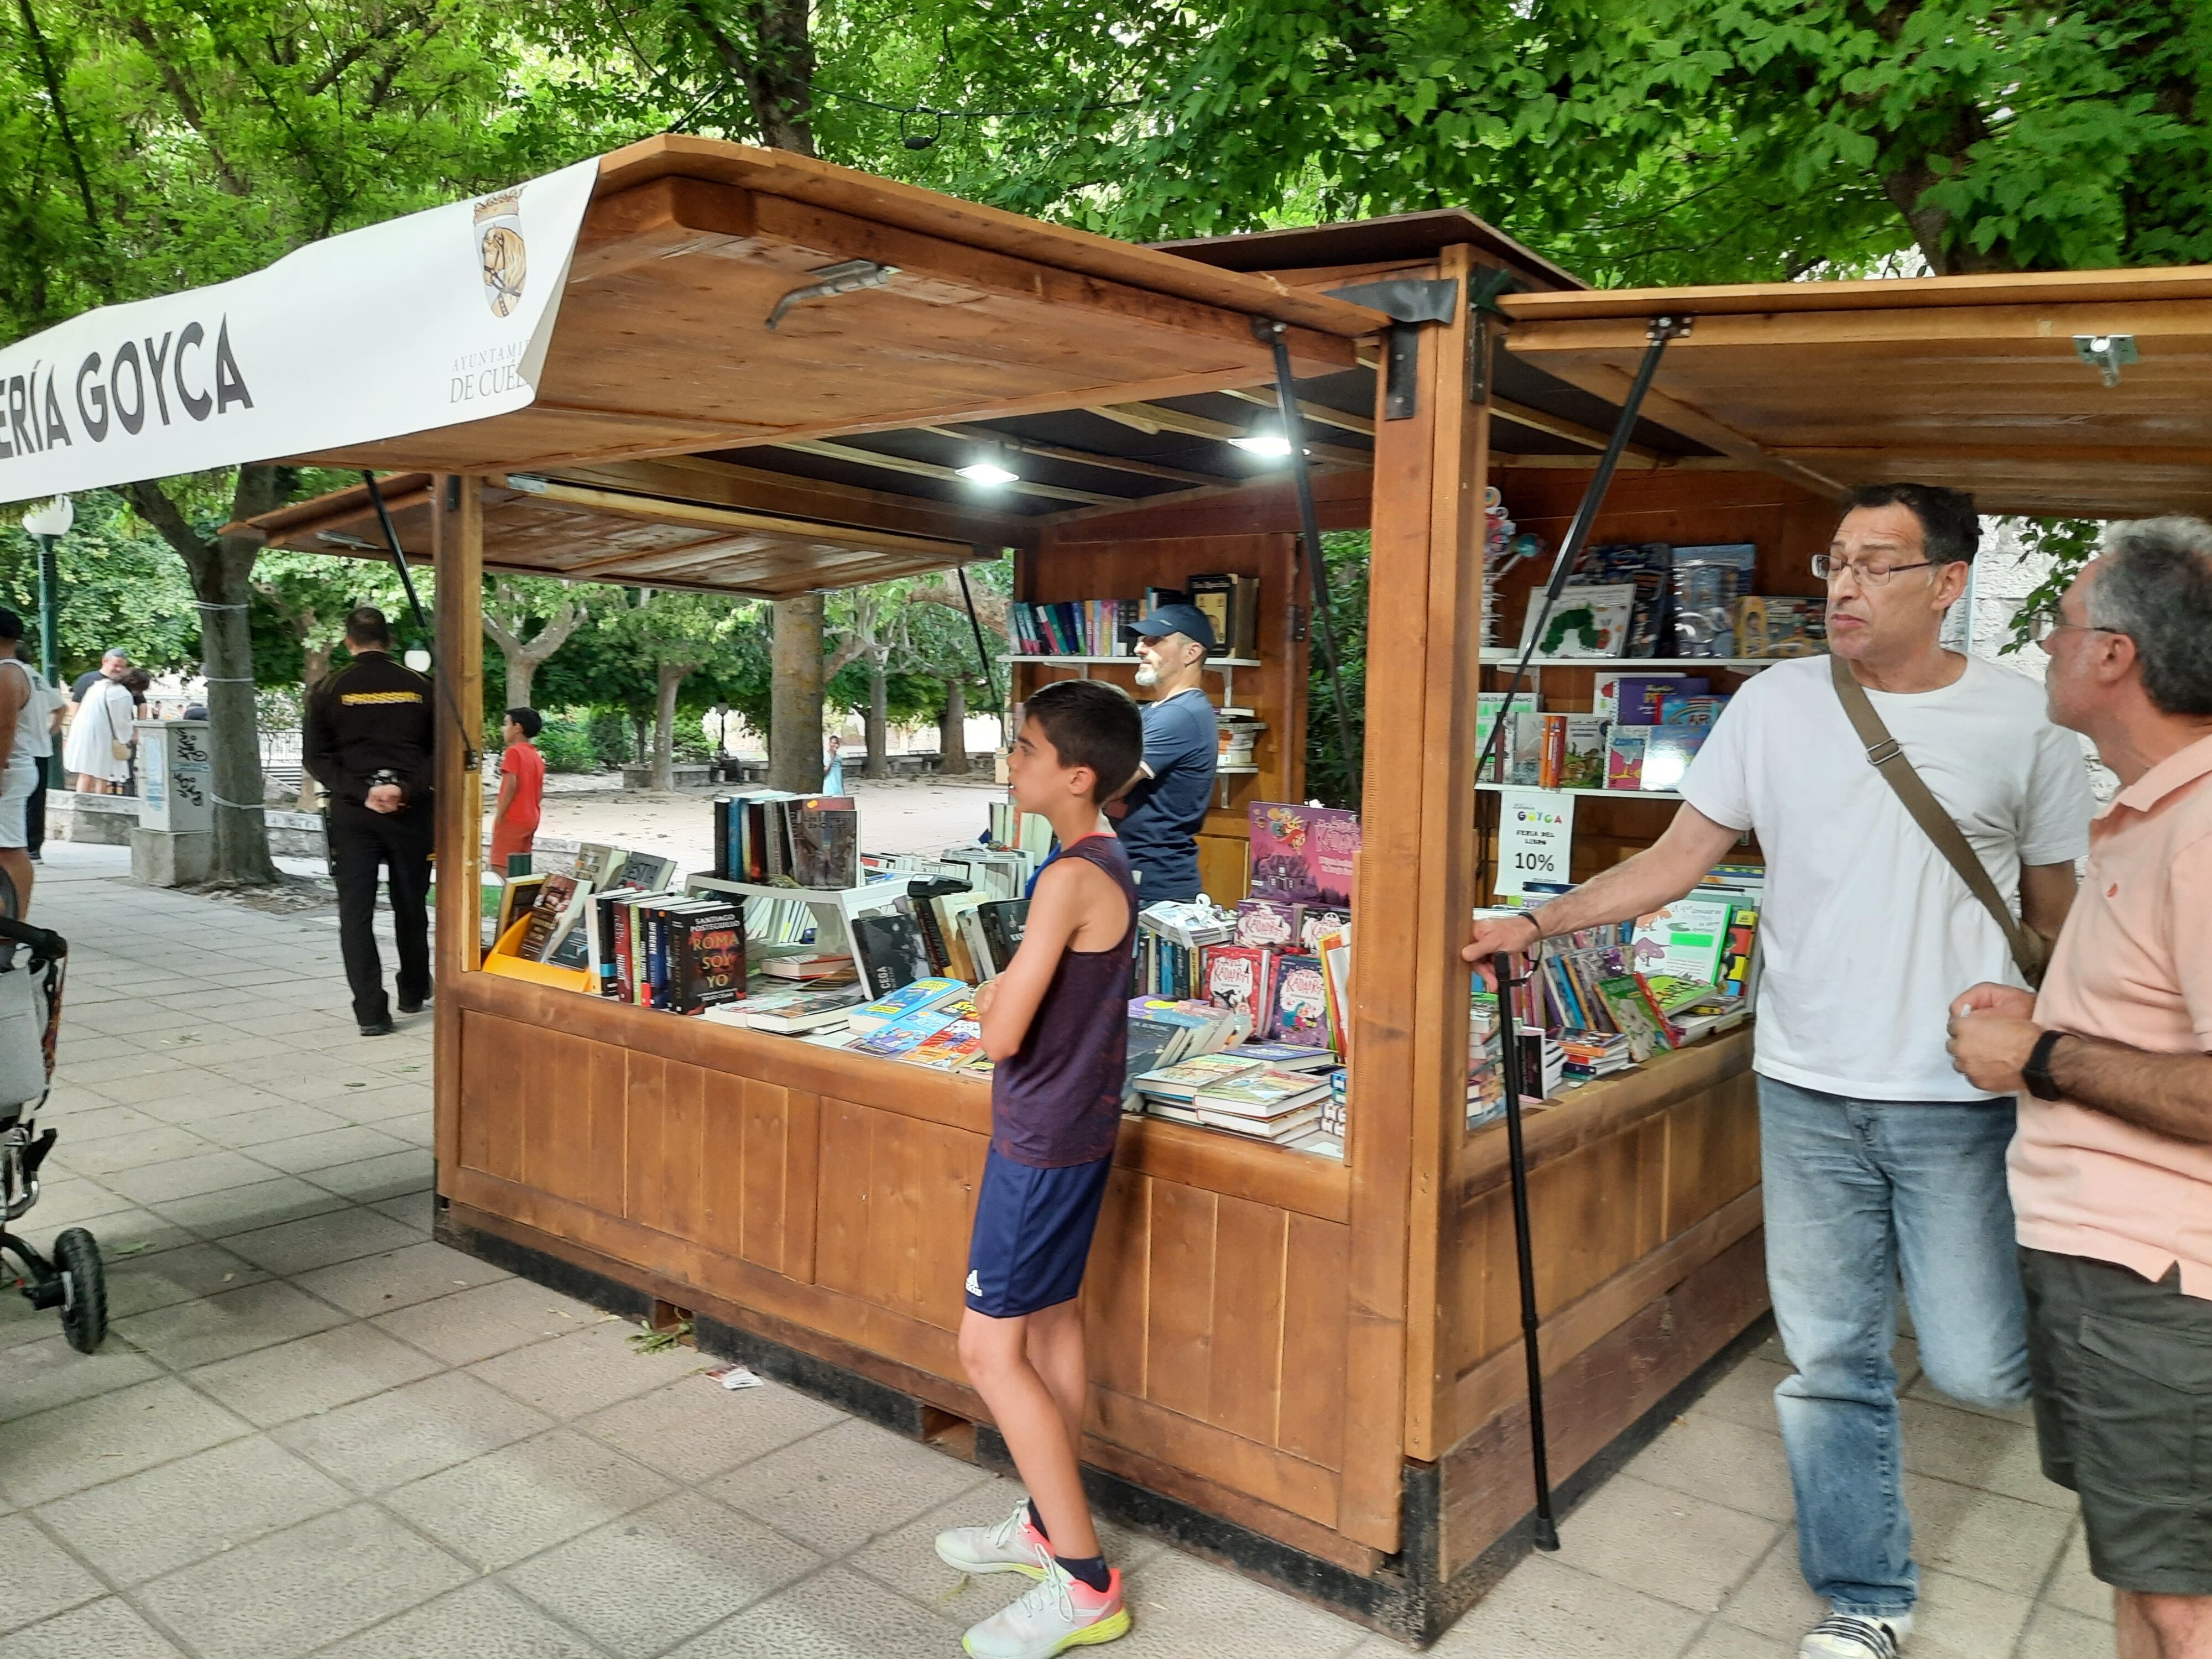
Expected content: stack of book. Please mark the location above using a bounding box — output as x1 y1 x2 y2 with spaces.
1218 716 1266 768
1130 1037 1337 1145
1133 901 1232 1000
1009 598 1141 656
712 793 859 888
593 889 747 1014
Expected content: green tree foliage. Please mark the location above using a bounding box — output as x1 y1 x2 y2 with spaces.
2 489 199 675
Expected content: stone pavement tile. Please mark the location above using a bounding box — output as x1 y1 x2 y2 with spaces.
1678 1626 1774 1659
135 1086 299 1128
503 1490 824 1659
468 1321 705 1420
35 1433 351 1585
295 1239 509 1317
106 1150 284 1206
577 1374 847 1481
134 1502 473 1659
246 1124 413 1175
217 1009 355 1040
58 1103 173 1144
69 1002 204 1035
0 1598 187 1659
372 1276 612 1366
1909 1568 2036 1658
1622 1412 1796 1524
1901 1396 2073 1511
1905 1369 2036 1427
52 1122 216 1177
2041 1521 2111 1623
369 1190 436 1233
148 1175 351 1238
63 1203 200 1259
297 1147 435 1202
24 1176 133 1229
187 1322 445 1428
57 1051 204 1089
1548 1473 1782 1615
223 1206 422 1276
271 1369 554 1492
0 1377 248 1505
1115 1547 1373 1657
1684 1355 1789 1435
0 1513 105 1634
849 1477 1166 1621
367 1115 435 1149
388 1426 679 1571
315 1580 612 1659
665 1564 968 1659
2018 1603 2112 1658
262 1072 403 1106
192 1102 352 1149
1905 1473 2074 1595
0 1332 163 1422
707 1417 993 1556
1427 1554 1705 1659
1713 1531 1829 1642
104 1240 267 1319
332 1083 434 1123
114 1279 349 1369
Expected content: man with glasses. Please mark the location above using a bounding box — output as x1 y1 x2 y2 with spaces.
1949 518 2212 1659
1466 482 2094 1659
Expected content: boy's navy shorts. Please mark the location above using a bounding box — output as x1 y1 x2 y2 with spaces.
964 1146 1113 1318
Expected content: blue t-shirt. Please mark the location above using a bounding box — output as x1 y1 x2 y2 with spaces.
1114 688 1218 901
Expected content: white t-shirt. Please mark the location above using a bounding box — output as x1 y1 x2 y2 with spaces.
1679 654 2093 1100
0 660 41 779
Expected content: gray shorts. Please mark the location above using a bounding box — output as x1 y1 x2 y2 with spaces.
2021 1246 2212 1595
0 763 32 850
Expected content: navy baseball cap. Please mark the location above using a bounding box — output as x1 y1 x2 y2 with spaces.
1129 603 1218 652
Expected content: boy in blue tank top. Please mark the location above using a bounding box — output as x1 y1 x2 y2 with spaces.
935 679 1144 1659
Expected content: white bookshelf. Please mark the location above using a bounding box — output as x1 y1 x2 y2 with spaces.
1478 653 1783 671
1474 782 1684 801
1000 654 1261 669
685 875 907 965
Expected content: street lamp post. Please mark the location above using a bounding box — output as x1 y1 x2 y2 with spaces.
20 497 73 789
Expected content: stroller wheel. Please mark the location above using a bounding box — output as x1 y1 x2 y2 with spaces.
53 1229 106 1354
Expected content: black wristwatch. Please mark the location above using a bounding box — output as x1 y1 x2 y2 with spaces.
2022 1030 2067 1101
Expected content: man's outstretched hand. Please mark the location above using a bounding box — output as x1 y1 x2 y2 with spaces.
1463 913 1541 989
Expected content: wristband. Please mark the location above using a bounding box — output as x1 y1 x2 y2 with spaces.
2022 1030 2067 1101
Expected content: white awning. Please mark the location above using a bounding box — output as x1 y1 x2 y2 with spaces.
0 158 599 504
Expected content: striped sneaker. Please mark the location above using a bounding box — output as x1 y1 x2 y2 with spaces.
961 1559 1129 1659
1802 1611 1912 1659
935 1499 1052 1580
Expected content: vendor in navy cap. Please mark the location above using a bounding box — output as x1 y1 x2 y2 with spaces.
1105 602 1219 901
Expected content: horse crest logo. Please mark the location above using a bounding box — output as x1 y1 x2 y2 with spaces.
473 189 526 317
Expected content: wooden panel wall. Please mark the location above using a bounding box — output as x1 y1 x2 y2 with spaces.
1016 531 1311 905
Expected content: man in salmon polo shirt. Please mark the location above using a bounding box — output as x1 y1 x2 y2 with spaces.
1947 516 2212 1659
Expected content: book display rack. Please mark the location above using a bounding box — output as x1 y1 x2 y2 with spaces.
217 144 2194 1642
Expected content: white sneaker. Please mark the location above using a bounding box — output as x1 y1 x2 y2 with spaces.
1802 1610 1913 1659
961 1559 1129 1659
936 1499 1052 1580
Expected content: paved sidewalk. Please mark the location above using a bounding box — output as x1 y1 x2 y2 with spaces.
0 845 2108 1658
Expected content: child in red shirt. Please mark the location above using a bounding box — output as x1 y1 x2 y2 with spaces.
489 707 545 876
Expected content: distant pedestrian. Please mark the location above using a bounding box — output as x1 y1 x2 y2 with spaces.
304 608 435 1036
1947 517 2212 1659
67 646 126 706
62 662 134 795
489 707 545 877
120 670 152 794
823 732 845 794
0 610 40 914
16 645 64 865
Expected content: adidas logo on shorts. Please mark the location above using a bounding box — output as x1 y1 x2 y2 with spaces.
966 1270 982 1296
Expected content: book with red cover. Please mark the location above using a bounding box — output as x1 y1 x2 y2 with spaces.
1201 945 1276 1027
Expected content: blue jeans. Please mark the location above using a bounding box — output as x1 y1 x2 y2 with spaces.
1759 1077 2031 1618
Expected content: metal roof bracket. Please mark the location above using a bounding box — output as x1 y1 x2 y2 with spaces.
1323 278 1461 420
2073 333 2138 388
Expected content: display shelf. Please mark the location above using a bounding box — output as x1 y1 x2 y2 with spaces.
1474 782 1683 801
685 875 907 965
1000 654 1262 669
1478 653 1786 670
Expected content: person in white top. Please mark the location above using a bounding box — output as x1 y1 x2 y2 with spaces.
1465 483 2094 1659
62 664 134 794
0 609 44 914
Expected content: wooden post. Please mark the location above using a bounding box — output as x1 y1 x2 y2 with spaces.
433 474 484 1185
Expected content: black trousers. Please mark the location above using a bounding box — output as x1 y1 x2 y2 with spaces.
330 798 434 1024
24 767 44 857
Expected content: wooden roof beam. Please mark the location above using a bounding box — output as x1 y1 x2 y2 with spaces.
1091 401 1372 468
495 476 972 559
773 439 1130 507
918 423 1232 487
1487 397 1667 466
1222 386 1377 437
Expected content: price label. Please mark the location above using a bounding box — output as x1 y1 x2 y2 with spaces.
1495 789 1575 898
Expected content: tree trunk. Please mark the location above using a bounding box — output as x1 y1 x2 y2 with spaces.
296 640 335 810
863 652 890 780
129 468 281 884
770 593 825 791
936 679 969 775
652 663 690 792
505 655 536 711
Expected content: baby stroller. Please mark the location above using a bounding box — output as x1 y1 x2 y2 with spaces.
0 911 107 1353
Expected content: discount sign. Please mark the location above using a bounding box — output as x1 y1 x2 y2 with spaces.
1496 789 1575 898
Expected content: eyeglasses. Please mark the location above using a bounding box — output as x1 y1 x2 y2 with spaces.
1811 554 1938 585
2030 613 2129 652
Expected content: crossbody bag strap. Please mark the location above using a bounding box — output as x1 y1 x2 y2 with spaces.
1829 653 2047 985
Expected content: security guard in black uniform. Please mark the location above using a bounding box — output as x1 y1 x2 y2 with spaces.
304 608 436 1036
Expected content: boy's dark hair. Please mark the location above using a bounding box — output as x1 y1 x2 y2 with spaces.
1022 679 1144 801
506 706 543 739
1841 481 1980 564
343 606 393 648
0 608 21 643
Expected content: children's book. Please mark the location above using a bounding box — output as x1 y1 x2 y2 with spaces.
905 1018 986 1069
846 1005 962 1057
1606 727 1648 790
1201 945 1275 1025
1248 802 1360 907
1192 1067 1332 1117
1269 953 1329 1046
1639 725 1708 792
1521 582 1636 659
1224 1040 1339 1073
1630 896 1735 984
1133 1053 1265 1103
846 977 969 1035
1230 899 1301 951
1558 715 1609 790
1594 974 1672 1063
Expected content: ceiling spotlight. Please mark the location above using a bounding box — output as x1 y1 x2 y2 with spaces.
1228 431 1293 459
957 448 1020 486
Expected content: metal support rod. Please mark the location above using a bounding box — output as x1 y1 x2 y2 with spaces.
1473 317 1687 785
956 561 1005 747
1262 322 1362 802
1494 952 1561 1552
361 472 479 771
34 535 61 787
